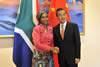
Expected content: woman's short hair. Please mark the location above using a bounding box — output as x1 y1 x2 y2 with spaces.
36 11 46 24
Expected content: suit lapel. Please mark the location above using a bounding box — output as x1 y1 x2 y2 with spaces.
64 22 69 38
57 24 62 40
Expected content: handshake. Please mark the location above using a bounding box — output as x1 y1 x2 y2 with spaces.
51 47 59 54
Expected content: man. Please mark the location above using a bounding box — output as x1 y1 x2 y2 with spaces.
53 8 81 67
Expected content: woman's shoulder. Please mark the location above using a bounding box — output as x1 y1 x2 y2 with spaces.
33 25 40 31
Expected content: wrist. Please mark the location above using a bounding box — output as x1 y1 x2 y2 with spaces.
50 47 53 51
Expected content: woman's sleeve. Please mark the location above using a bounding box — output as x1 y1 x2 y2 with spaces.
32 27 51 52
51 28 54 47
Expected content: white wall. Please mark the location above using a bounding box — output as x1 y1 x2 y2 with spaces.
79 0 100 67
0 38 15 67
0 0 100 67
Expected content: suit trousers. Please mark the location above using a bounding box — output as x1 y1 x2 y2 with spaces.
59 55 78 67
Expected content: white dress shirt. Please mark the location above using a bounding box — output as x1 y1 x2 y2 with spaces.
60 21 67 34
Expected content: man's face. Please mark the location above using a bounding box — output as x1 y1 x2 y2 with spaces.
57 10 67 24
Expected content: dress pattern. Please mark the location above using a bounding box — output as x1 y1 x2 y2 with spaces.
32 50 54 67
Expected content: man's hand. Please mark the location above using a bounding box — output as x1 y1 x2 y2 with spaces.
75 58 80 64
54 47 60 53
51 47 59 54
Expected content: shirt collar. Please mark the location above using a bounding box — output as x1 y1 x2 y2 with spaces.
60 21 67 28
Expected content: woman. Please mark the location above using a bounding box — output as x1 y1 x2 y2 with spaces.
32 11 59 67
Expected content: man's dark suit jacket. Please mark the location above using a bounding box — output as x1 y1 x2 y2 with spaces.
53 22 81 64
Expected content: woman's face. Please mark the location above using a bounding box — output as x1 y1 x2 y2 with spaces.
40 13 48 25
